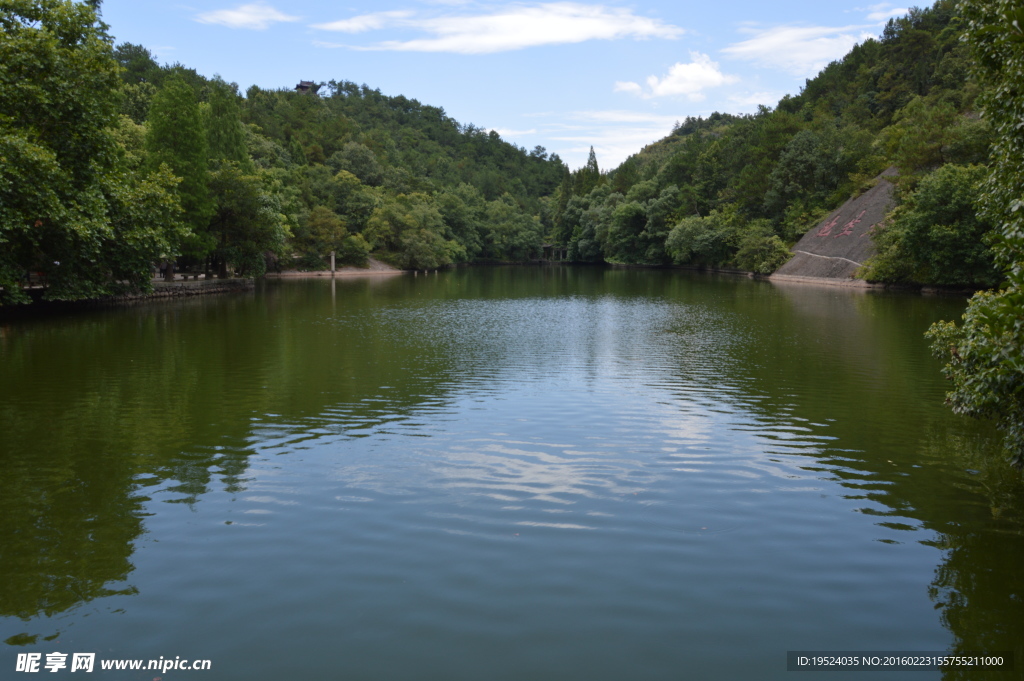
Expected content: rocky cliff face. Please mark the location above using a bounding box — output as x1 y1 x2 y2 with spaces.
772 168 896 282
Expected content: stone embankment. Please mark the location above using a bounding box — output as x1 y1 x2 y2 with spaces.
126 277 255 300
0 278 255 319
771 168 896 287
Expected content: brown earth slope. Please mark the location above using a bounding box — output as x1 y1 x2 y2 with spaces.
772 168 896 283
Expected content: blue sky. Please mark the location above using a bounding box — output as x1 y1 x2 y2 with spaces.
99 0 910 169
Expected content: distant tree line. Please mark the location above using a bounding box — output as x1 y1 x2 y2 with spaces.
113 41 569 274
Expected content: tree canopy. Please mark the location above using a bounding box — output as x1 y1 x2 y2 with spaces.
0 0 183 303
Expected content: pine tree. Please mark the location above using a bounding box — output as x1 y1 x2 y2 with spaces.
572 146 602 196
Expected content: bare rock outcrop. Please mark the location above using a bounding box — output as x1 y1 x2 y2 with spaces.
772 168 896 283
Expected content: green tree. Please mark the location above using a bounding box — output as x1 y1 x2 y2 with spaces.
865 164 998 286
878 96 959 173
206 164 289 276
435 183 486 260
572 146 602 196
206 77 252 171
763 130 834 221
642 185 683 263
327 142 383 186
0 0 183 303
146 74 212 256
113 41 161 85
306 206 345 250
327 170 378 232
665 207 743 266
365 193 463 269
734 231 792 274
481 194 542 261
302 206 369 266
604 201 648 263
102 166 189 290
927 0 1024 468
119 81 155 124
565 185 616 262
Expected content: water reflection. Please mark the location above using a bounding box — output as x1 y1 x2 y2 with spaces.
0 284 464 637
1 268 1021 679
761 281 1024 676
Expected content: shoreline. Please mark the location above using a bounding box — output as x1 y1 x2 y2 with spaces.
0 278 256 320
767 272 978 296
265 256 404 278
1 263 976 321
265 269 404 278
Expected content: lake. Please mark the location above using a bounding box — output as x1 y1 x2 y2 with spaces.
1 267 1022 680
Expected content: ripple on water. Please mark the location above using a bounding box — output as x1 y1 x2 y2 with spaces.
3 273 1016 680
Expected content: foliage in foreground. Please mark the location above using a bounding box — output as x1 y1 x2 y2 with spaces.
0 0 184 303
927 0 1024 468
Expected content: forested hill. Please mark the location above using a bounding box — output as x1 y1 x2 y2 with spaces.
117 46 564 203
246 81 564 202
549 0 999 288
113 42 568 274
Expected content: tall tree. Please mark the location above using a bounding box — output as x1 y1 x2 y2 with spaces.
573 146 602 196
113 41 160 85
206 77 252 170
206 164 288 277
146 74 212 256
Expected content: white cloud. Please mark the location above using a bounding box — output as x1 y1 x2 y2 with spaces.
313 3 683 54
489 127 538 137
534 110 687 168
864 3 908 22
623 52 738 100
196 3 299 30
569 110 681 124
727 91 784 110
312 11 414 33
723 25 866 77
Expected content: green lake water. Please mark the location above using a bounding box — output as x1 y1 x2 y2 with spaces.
1 267 1023 680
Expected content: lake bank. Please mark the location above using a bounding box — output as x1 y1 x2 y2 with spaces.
0 278 255 320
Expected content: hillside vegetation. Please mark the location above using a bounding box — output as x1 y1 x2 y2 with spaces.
550 0 998 285
0 0 1005 302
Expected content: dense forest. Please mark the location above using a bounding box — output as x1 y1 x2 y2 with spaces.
0 0 1002 302
1 0 569 304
